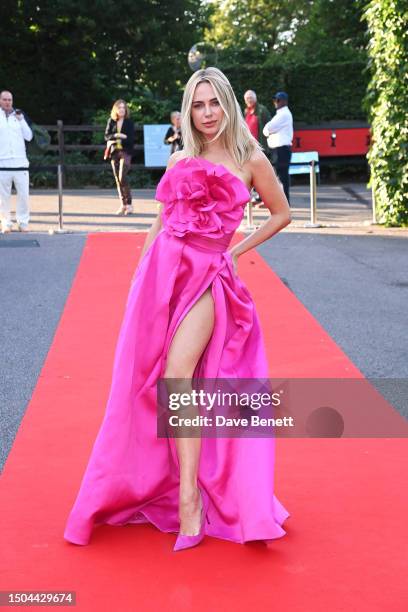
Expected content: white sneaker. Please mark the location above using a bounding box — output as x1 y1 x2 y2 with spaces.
1 224 12 234
124 205 133 215
116 206 126 215
17 223 29 232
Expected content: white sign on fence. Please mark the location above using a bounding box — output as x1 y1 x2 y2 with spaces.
143 124 172 167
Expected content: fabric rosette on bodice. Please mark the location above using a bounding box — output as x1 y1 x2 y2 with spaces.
156 157 250 238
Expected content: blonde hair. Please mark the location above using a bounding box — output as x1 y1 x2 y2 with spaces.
180 67 262 168
110 99 130 120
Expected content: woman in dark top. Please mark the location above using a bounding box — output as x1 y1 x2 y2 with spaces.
104 99 135 215
163 111 183 155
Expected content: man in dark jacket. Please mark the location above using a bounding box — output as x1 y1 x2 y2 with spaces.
244 90 271 205
244 90 270 152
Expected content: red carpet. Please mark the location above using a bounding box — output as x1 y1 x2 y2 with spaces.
0 233 407 611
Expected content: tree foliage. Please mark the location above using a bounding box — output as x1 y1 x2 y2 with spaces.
218 61 368 123
283 0 367 63
362 0 408 226
206 0 307 57
206 0 366 64
0 0 208 122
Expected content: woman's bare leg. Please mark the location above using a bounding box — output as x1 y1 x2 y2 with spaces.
164 287 214 535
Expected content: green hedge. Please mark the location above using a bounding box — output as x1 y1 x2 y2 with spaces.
363 0 408 226
221 60 369 123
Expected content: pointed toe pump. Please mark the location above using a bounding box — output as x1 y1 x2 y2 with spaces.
173 487 210 552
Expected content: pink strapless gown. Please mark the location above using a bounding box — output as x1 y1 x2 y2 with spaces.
63 157 290 546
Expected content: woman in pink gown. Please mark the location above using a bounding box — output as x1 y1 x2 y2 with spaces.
64 67 291 551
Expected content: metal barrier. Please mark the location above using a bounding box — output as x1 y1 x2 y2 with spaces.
305 159 319 227
1 130 376 231
242 152 321 230
290 151 320 228
56 164 66 233
47 160 380 233
244 195 256 231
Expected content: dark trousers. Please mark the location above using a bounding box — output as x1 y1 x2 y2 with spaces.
269 145 292 204
111 150 132 206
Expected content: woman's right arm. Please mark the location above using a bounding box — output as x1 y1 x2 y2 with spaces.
138 151 184 263
104 118 115 142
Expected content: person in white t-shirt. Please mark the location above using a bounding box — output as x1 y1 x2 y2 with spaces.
0 90 33 233
263 91 293 204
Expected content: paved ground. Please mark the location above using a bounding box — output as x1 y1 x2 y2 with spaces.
3 183 407 236
1 185 407 470
0 234 86 469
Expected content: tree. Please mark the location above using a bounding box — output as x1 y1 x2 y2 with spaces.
206 0 306 58
283 0 367 63
206 0 366 65
362 0 408 226
0 0 209 122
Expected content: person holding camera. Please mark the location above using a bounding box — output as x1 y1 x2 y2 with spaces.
104 99 135 215
0 90 33 233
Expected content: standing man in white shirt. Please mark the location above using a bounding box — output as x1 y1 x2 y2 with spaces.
0 90 33 233
263 91 293 203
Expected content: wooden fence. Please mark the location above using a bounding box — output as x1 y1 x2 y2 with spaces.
35 121 159 172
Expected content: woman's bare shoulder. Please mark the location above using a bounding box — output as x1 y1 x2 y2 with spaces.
167 150 188 169
246 148 271 172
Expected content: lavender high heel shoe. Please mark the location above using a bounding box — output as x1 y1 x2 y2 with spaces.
173 487 210 552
